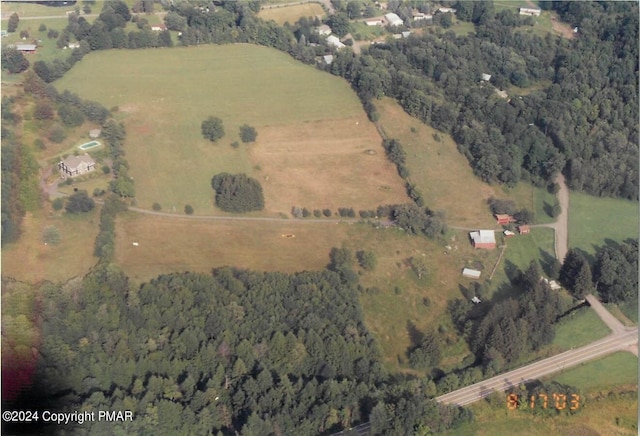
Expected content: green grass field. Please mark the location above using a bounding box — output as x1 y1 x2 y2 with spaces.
553 352 638 392
552 306 611 350
568 191 639 256
54 45 407 214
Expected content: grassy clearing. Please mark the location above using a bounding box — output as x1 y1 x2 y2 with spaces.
350 21 387 41
552 306 611 350
258 3 325 25
376 98 499 228
55 45 408 214
1 209 100 283
449 20 476 36
568 192 639 256
606 299 638 326
553 352 638 392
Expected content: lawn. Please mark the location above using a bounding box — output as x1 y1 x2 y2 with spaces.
1 209 100 283
54 45 408 215
258 3 325 25
552 306 611 350
376 98 499 228
553 352 638 392
350 21 387 41
568 191 639 256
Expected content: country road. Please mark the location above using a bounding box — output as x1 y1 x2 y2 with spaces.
531 173 569 262
437 327 637 406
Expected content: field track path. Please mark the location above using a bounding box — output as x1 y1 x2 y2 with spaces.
530 173 569 262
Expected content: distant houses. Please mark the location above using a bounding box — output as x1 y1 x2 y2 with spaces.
58 154 96 178
469 230 496 249
519 7 541 17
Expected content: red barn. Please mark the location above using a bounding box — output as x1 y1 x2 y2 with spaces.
470 230 496 249
495 214 514 224
518 225 531 235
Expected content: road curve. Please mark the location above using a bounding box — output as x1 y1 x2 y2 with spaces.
437 328 637 406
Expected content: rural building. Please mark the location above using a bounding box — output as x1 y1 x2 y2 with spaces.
13 44 37 54
315 25 332 36
481 73 492 82
519 8 541 16
503 230 515 237
518 224 531 235
67 42 80 49
58 154 96 178
462 268 482 279
495 214 515 224
365 18 384 26
438 7 456 14
326 35 346 50
323 54 334 65
1 30 8 38
469 230 496 249
151 24 167 31
384 12 404 27
541 276 561 290
413 13 432 21
89 129 101 139
471 296 481 304
401 31 411 38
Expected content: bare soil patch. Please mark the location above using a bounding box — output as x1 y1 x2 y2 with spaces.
251 115 409 214
552 17 575 39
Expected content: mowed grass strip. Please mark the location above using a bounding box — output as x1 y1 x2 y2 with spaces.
1 210 100 283
259 3 325 25
552 306 611 350
55 45 407 214
553 352 638 392
568 191 639 255
376 98 498 227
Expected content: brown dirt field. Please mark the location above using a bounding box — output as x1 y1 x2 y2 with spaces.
1 211 100 283
259 3 325 25
115 212 355 282
376 98 498 227
251 115 409 213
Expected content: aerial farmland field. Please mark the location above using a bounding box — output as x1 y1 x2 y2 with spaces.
54 44 408 215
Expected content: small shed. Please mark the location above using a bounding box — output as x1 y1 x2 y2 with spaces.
503 230 515 237
315 25 332 36
323 54 334 65
519 8 541 17
413 13 432 21
471 296 481 304
462 268 482 279
481 73 492 82
89 129 101 139
151 24 167 32
365 19 384 26
470 230 496 249
438 7 457 14
518 225 531 235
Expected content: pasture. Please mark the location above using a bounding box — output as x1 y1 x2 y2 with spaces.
1 210 100 283
376 98 498 228
553 352 638 393
551 306 611 351
259 3 325 25
54 45 407 214
568 192 639 256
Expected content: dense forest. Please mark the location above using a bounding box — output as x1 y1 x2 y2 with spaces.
4 263 470 435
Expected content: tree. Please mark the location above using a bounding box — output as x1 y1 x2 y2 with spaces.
1 48 29 74
559 249 591 298
8 13 19 33
58 104 85 127
34 101 55 120
52 197 64 211
184 204 194 215
327 13 350 37
356 250 377 271
211 173 264 213
346 1 362 19
39 23 47 32
164 11 187 31
152 202 161 211
410 256 428 279
239 124 257 143
201 117 225 142
65 190 95 213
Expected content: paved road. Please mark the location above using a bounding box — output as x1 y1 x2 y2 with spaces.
437 327 638 406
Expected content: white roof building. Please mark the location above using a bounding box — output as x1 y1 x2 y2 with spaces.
470 230 496 248
462 268 482 279
438 7 456 14
481 73 492 82
323 54 334 65
519 8 541 17
326 35 346 50
384 12 404 27
315 24 332 36
413 13 432 21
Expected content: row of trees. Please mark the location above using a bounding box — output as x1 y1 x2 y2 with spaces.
201 117 258 144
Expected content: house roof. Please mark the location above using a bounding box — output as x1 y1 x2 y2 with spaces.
384 13 403 26
15 44 37 51
470 230 496 245
462 268 482 279
326 35 345 49
482 73 492 81
60 154 95 170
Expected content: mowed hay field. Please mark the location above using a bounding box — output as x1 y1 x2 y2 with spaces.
376 98 498 227
259 3 325 25
54 45 408 215
1 210 100 283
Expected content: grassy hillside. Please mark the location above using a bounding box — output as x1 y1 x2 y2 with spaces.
54 45 408 214
258 3 325 25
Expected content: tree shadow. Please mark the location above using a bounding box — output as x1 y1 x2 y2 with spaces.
542 201 554 218
458 284 474 300
406 320 424 351
503 259 520 284
538 248 557 277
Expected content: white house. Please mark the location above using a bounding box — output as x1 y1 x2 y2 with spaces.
384 12 404 27
462 268 482 279
151 23 167 31
469 230 496 249
315 24 332 36
481 73 492 82
413 13 433 21
89 129 101 139
438 7 456 14
326 35 346 50
323 54 334 65
365 18 384 26
519 7 541 17
58 154 96 178
67 42 81 49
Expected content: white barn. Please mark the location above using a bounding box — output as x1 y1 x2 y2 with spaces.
384 12 404 27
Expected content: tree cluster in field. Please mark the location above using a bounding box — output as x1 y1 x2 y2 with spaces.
211 173 264 213
64 190 95 214
10 260 470 435
1 47 30 74
327 2 638 199
385 203 447 239
560 241 638 303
